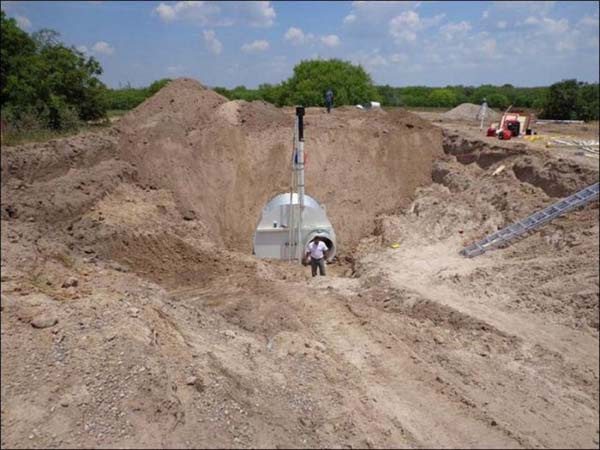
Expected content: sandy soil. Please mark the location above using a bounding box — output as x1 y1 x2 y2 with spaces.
1 80 598 449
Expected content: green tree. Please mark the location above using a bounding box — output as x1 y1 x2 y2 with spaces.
280 59 381 106
1 10 108 130
376 84 403 106
147 78 171 96
427 89 458 107
0 10 37 107
487 93 510 109
542 79 580 120
577 83 599 121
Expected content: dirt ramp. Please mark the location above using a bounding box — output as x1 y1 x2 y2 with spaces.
116 78 444 253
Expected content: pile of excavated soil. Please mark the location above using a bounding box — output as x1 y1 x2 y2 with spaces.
115 78 444 255
1 81 599 449
442 103 500 122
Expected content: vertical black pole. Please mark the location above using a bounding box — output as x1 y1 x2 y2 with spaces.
296 106 305 141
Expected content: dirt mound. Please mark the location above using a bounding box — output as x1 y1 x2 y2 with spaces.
116 78 444 254
442 103 500 122
216 100 290 128
2 77 598 449
119 78 227 128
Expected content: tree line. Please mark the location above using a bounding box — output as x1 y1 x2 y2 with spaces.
214 62 599 121
1 8 598 140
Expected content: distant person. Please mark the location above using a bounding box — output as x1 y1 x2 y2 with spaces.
325 89 334 113
305 236 329 277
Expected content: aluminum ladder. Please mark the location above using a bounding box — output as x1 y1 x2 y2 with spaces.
460 182 600 258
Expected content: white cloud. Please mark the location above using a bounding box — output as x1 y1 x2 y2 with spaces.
203 29 222 55
166 64 185 74
579 14 599 28
522 16 568 35
343 14 356 24
540 17 569 34
344 1 420 26
524 16 540 25
493 0 555 14
390 10 420 29
441 20 472 39
284 27 306 45
241 40 270 53
497 21 507 29
154 1 222 25
367 54 388 67
155 3 176 22
15 15 32 29
389 10 444 43
320 34 340 47
154 1 275 27
92 41 114 55
394 30 417 43
422 13 445 28
76 45 89 54
482 10 489 19
390 53 408 63
239 1 275 27
556 41 575 52
480 39 497 58
350 50 390 73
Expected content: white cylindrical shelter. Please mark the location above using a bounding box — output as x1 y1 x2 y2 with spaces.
253 193 336 261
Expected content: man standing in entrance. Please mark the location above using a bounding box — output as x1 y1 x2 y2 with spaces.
306 236 329 277
325 88 334 113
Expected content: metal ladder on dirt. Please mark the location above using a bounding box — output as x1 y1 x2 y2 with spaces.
460 182 600 258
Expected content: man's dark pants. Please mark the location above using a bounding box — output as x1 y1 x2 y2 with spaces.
310 257 326 276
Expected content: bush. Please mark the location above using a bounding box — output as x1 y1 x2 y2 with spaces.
577 83 599 121
427 89 457 107
280 59 381 106
102 78 172 111
1 105 44 132
487 93 510 109
147 78 171 96
1 10 107 130
541 79 599 121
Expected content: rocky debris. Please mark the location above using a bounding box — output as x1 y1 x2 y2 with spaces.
442 103 500 122
62 277 79 288
182 209 196 221
31 312 59 329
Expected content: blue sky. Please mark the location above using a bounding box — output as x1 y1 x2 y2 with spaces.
3 1 599 88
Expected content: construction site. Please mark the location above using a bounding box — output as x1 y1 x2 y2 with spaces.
1 78 599 448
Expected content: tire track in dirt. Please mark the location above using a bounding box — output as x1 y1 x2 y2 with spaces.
297 283 525 448
361 241 599 448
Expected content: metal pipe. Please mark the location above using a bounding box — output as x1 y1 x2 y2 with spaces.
289 117 297 261
296 106 305 263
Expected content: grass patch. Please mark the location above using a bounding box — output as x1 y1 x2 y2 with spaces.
0 122 111 146
107 109 129 118
402 106 452 113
